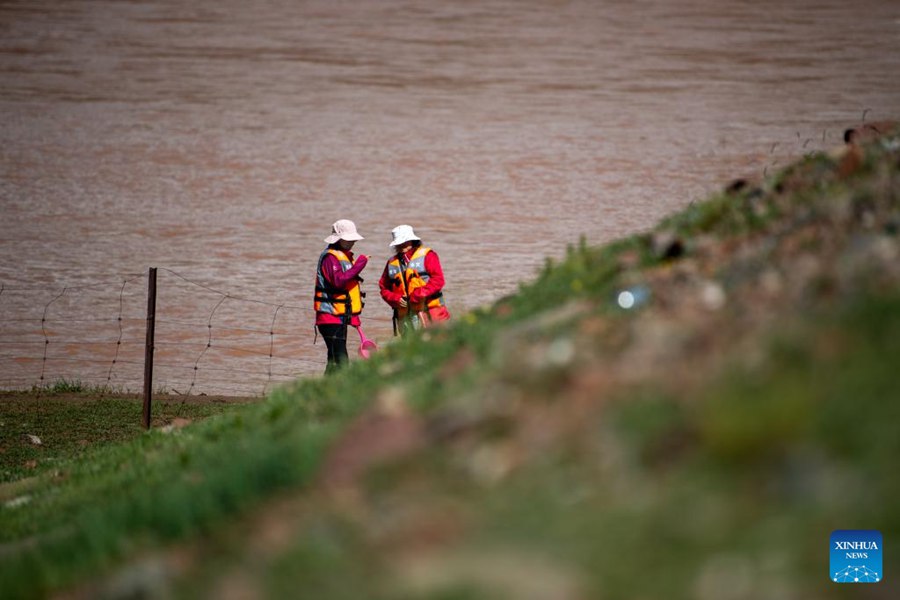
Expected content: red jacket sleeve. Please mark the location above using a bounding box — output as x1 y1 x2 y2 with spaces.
322 253 367 290
379 262 404 306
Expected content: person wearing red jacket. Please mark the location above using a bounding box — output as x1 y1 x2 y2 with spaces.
378 224 450 336
314 219 368 373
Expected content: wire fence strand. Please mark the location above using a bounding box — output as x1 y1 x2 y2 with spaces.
0 268 371 396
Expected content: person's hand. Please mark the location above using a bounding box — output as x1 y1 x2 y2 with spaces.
398 297 408 308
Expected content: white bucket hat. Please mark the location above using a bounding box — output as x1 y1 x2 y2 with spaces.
389 224 421 247
324 219 364 244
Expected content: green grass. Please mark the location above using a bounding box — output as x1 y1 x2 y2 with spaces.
42 378 91 394
0 390 252 484
0 397 331 597
0 371 394 598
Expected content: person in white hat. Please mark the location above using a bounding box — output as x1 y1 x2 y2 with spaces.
378 224 450 336
314 219 368 373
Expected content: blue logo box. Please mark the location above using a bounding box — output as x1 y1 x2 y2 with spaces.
831 530 882 583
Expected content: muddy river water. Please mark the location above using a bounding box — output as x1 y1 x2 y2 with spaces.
2 0 899 394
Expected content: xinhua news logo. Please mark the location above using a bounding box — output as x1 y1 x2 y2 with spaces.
830 530 882 583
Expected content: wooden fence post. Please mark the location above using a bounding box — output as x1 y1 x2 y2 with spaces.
142 267 157 429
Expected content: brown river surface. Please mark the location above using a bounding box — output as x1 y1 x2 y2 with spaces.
2 0 899 395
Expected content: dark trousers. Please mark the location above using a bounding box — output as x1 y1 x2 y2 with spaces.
317 323 348 374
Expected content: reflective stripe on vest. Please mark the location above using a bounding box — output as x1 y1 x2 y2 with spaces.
386 247 445 315
314 249 363 317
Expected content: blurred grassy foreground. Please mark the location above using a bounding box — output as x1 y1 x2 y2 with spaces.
1 128 899 599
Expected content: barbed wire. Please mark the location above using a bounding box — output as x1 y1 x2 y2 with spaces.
0 268 364 397
0 265 403 397
106 278 128 385
0 274 145 293
158 268 307 310
39 285 69 388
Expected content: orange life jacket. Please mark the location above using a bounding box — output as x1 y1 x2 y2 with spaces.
385 246 445 318
314 249 363 319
